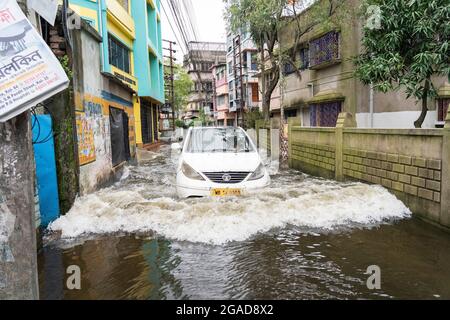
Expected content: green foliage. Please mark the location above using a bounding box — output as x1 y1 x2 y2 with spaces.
197 107 214 126
355 0 450 102
165 62 193 114
245 109 264 129
58 55 73 81
175 119 186 128
225 0 285 46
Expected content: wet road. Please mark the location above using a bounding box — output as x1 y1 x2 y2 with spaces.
38 146 450 299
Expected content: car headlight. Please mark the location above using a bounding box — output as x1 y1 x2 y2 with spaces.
248 163 266 181
181 161 205 181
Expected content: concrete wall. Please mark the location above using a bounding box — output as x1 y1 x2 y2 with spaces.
72 20 136 195
289 127 336 179
0 0 39 300
0 112 39 300
288 111 450 230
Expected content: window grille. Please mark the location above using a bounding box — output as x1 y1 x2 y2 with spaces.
309 31 340 68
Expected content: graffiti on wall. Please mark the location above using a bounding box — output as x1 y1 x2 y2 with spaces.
74 91 136 167
76 112 96 165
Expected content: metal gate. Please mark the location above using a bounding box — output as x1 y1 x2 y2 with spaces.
32 114 60 227
141 102 153 144
109 107 130 167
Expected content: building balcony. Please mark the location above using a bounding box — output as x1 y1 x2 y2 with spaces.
148 37 162 62
217 104 229 112
106 0 135 38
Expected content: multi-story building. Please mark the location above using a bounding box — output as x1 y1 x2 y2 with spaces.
183 41 226 121
68 0 164 146
211 62 231 126
225 28 260 126
277 0 450 128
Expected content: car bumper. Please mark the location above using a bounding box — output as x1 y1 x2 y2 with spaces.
176 173 271 198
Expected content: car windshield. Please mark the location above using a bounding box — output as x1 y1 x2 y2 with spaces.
186 127 255 153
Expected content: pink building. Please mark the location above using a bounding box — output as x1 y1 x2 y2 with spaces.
212 63 234 126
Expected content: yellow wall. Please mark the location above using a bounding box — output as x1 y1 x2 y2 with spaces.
69 4 99 31
106 0 135 38
133 97 143 145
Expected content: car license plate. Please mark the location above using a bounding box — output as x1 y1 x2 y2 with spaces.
211 188 242 196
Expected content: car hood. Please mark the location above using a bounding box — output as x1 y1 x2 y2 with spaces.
182 152 262 172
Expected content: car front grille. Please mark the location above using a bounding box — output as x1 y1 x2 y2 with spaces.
202 171 251 184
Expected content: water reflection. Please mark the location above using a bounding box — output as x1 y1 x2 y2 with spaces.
39 218 450 300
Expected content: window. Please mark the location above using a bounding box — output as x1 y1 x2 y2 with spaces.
309 101 342 127
438 99 450 121
283 61 296 76
309 31 340 68
187 128 254 153
243 52 248 69
217 95 225 106
204 82 213 92
228 62 233 74
284 109 297 119
251 83 259 102
251 53 258 70
108 35 131 74
216 69 224 80
299 47 309 70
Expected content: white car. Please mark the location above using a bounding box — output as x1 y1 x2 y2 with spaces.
174 126 271 198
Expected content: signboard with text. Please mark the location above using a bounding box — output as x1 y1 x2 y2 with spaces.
0 0 69 122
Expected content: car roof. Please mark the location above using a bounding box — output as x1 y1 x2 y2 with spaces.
191 126 244 130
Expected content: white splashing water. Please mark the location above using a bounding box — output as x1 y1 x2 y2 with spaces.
49 175 411 245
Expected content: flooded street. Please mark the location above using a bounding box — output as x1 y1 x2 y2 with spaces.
38 146 450 300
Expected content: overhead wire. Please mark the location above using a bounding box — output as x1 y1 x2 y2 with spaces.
31 103 57 145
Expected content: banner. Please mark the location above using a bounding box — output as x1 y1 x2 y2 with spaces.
0 0 69 122
27 0 58 26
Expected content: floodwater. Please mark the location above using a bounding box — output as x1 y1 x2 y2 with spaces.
38 145 450 299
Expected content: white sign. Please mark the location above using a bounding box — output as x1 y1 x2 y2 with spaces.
0 0 69 122
27 0 58 26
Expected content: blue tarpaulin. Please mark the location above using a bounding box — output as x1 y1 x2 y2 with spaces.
32 114 60 227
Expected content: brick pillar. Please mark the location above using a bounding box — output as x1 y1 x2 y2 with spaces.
287 116 301 168
440 104 450 227
335 112 357 181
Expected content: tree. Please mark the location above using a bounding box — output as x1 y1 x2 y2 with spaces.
224 0 344 121
225 0 285 121
355 0 450 128
165 62 193 117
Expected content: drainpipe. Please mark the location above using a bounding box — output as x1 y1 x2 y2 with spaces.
369 83 374 128
98 0 109 73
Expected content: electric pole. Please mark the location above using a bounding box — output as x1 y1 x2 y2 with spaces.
233 35 245 128
163 39 177 131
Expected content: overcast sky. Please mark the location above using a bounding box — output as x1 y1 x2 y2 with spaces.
160 0 227 61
